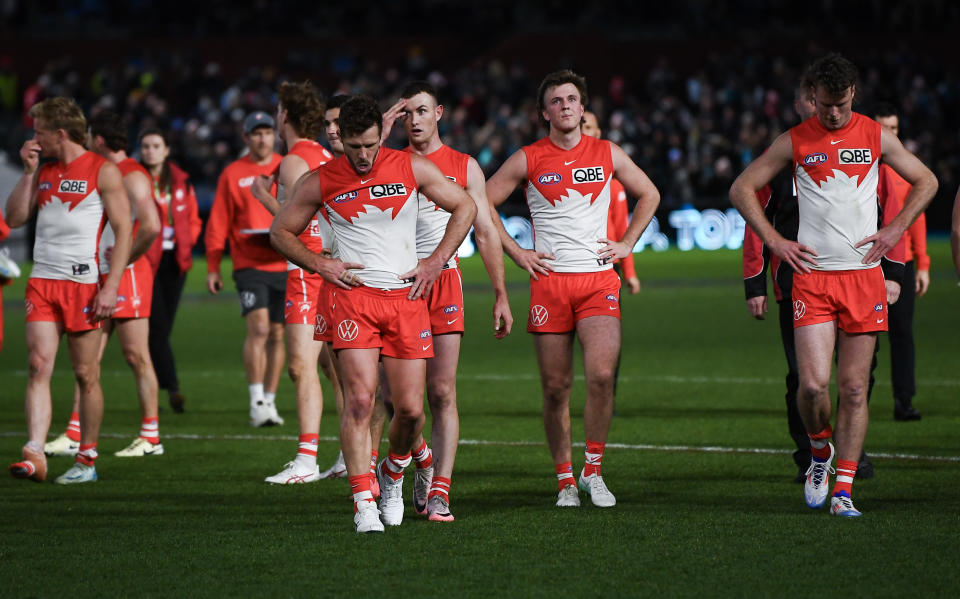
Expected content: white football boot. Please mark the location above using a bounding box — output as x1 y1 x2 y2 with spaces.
556 484 581 507
377 460 405 526
44 433 79 457
804 442 835 509
250 400 284 427
114 437 165 457
354 500 385 533
265 460 320 485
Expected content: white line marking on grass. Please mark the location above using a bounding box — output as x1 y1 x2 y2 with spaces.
2 431 958 463
8 370 960 388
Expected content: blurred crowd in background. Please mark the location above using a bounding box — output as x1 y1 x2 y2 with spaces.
1 0 958 228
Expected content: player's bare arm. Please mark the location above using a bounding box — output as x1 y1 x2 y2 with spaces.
730 132 819 274
95 161 133 320
857 127 938 265
465 156 513 338
485 148 556 280
252 154 308 216
124 170 160 263
270 170 363 289
4 140 42 228
600 143 660 263
404 154 478 300
379 99 407 143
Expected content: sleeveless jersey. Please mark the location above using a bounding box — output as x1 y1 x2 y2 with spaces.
33 151 108 283
318 148 419 290
282 139 334 270
99 158 153 275
407 144 469 269
523 135 615 273
791 112 882 271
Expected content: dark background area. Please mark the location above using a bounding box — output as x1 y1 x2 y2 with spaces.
1 0 958 231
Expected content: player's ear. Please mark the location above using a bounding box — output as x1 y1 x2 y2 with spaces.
436 104 443 122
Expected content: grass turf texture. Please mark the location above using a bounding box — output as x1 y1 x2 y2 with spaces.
1 243 959 597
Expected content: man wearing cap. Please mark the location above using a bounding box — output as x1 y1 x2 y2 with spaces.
205 111 287 426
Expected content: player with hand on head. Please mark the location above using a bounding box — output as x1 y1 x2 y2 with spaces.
731 54 937 517
486 70 660 508
7 97 133 484
205 111 287 428
271 95 477 533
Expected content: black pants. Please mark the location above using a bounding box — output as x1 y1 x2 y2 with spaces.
887 260 916 402
149 251 187 393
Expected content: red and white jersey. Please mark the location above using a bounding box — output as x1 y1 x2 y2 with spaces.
407 144 469 269
791 112 882 271
281 139 334 270
33 151 108 283
99 158 153 275
318 148 420 290
523 135 615 273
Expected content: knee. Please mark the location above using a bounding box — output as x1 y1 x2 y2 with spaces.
74 363 100 390
426 379 456 411
27 352 56 379
344 391 375 422
586 366 616 392
392 401 423 426
247 324 269 342
798 379 829 400
838 379 868 405
122 347 150 372
287 357 311 384
541 375 572 405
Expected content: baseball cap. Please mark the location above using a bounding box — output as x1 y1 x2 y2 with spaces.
243 111 275 133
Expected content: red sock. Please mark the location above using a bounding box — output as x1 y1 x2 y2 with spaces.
584 440 605 477
76 444 98 466
139 417 159 444
297 434 319 459
428 476 451 502
382 452 411 481
555 461 575 490
833 459 857 498
807 425 833 461
412 439 433 469
369 450 378 474
66 412 81 442
349 474 374 508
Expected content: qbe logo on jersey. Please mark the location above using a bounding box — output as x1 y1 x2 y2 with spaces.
370 183 406 198
572 166 604 184
338 319 359 342
58 180 88 194
530 304 549 327
837 148 872 165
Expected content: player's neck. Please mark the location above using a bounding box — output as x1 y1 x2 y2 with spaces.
283 125 306 148
59 141 87 165
548 127 582 150
104 149 129 164
408 135 443 156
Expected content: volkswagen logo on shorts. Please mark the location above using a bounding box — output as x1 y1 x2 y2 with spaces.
338 319 359 341
315 313 327 335
530 304 549 327
240 291 257 309
793 299 806 321
24 299 34 315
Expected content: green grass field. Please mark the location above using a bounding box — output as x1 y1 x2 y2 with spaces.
1 243 959 598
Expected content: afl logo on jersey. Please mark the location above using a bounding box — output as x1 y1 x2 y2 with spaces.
370 183 406 198
572 166 604 184
333 191 358 203
838 148 872 165
538 172 562 185
58 180 88 194
803 152 828 166
38 182 53 191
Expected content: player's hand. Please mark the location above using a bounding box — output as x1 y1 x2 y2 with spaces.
20 139 41 175
380 99 407 143
885 279 901 305
746 295 768 320
598 238 632 264
91 286 118 321
251 174 275 206
769 236 818 274
206 271 223 295
626 276 641 295
857 224 905 265
492 293 513 339
916 269 930 297
400 256 443 300
317 256 365 289
513 248 554 281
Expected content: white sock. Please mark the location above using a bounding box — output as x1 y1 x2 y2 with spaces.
249 383 264 405
264 391 276 404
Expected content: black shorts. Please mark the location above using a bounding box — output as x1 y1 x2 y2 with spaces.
233 268 287 322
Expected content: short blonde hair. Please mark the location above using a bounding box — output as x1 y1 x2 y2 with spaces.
29 97 87 144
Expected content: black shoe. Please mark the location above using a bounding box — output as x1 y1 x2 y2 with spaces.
793 465 807 484
894 401 922 421
169 391 186 414
793 450 812 484
856 452 874 479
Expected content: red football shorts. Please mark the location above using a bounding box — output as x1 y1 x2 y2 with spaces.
527 269 621 334
792 266 888 333
25 278 101 333
426 267 465 336
285 267 324 326
104 259 154 319
331 286 432 359
313 279 334 343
